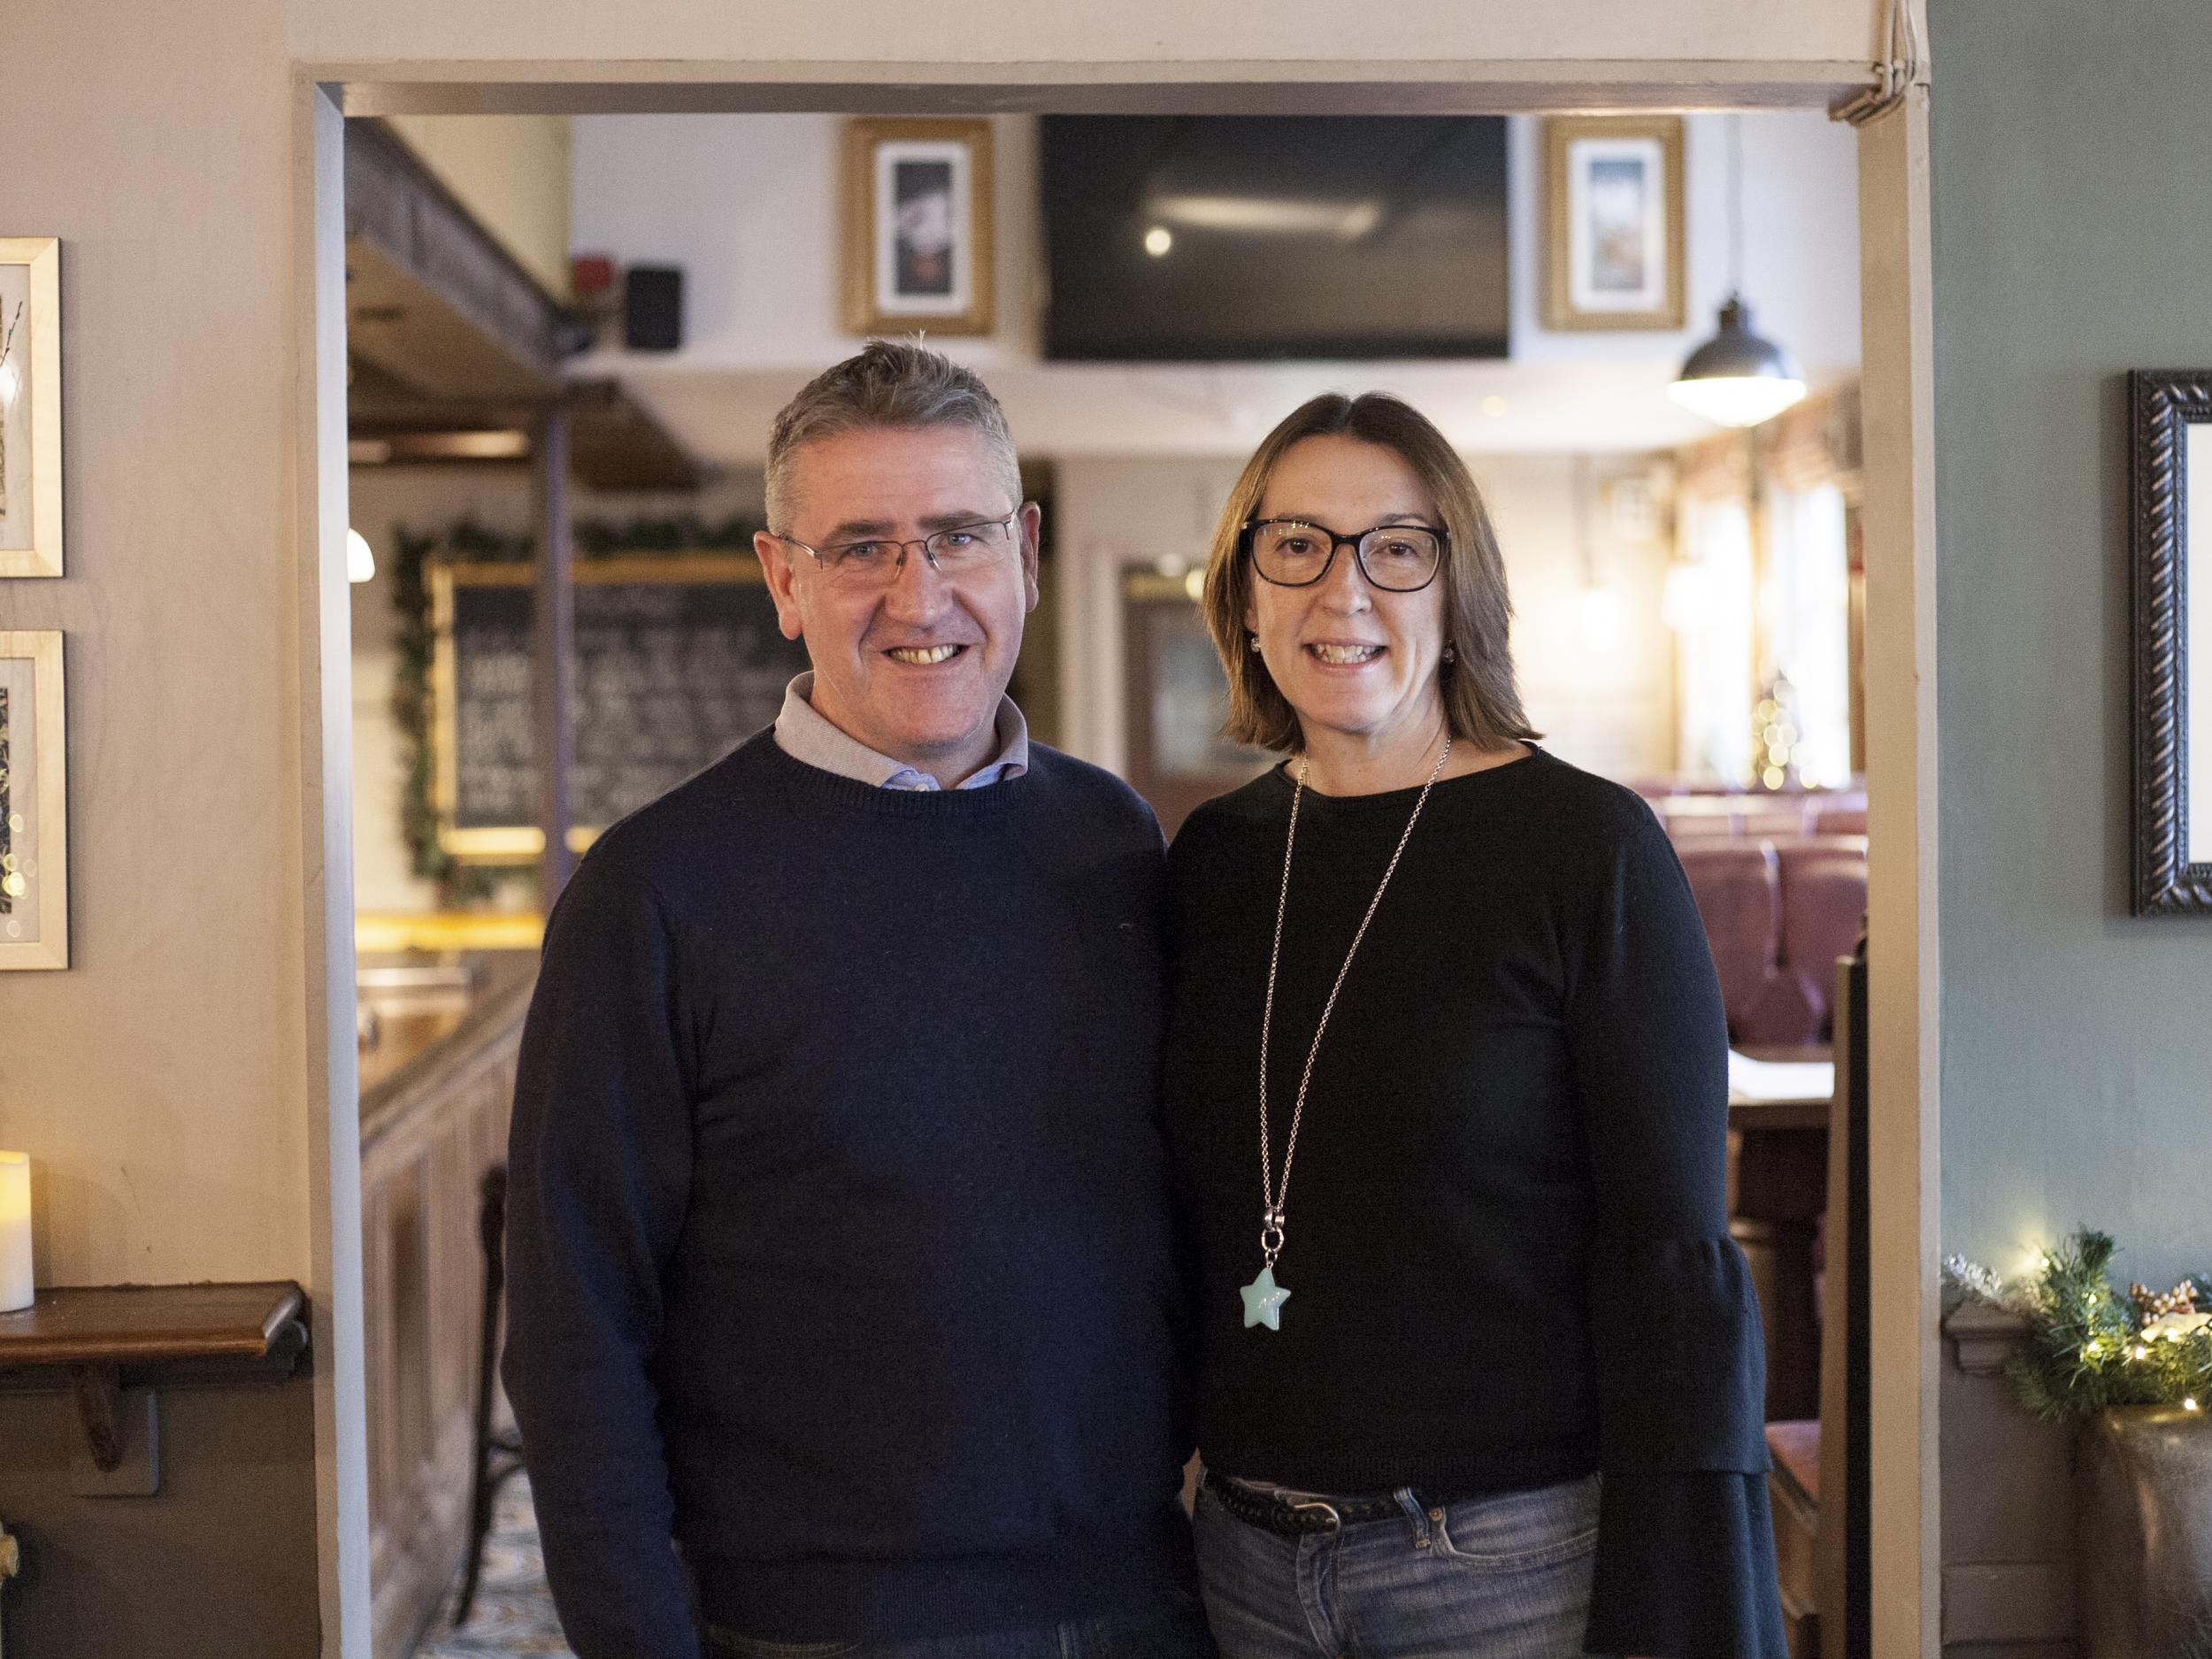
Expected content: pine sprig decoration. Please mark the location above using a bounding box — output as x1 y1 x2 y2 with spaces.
1951 1230 2212 1422
388 525 496 905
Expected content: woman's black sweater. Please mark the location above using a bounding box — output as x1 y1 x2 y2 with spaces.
1164 746 1787 1659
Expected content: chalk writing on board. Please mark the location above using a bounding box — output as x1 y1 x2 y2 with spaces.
444 573 808 838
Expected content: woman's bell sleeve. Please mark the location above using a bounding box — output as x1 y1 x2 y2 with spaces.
1564 814 1790 1659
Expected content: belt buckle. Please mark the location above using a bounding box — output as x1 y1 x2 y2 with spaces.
1285 1498 1341 1532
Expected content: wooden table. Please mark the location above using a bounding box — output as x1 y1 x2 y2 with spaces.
1728 1048 1832 1422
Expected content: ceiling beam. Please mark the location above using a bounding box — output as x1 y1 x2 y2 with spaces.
342 117 572 402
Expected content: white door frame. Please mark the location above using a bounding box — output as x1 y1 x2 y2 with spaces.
296 64 1939 1659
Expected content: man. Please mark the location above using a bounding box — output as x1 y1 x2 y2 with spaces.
503 342 1210 1659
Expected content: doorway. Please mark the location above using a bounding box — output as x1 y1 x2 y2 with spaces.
303 65 1938 1659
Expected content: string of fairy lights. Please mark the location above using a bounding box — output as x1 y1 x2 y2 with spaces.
1947 1230 2212 1420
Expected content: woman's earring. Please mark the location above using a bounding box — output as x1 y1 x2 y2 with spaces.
1248 633 1262 653
1441 641 1457 665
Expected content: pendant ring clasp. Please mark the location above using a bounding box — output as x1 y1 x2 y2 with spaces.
1259 1223 1286 1262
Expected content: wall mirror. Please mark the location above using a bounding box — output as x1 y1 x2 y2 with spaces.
2132 370 2212 913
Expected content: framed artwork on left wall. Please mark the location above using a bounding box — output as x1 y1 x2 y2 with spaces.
0 632 66 969
0 239 63 578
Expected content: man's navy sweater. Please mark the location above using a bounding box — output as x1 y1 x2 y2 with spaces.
503 733 1195 1659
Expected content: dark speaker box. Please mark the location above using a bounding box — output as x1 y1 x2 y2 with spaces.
623 265 684 352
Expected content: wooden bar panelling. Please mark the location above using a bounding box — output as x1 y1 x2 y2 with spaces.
360 970 536 1659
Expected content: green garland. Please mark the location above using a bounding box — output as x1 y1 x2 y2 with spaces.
387 522 489 905
386 513 764 907
1947 1230 2212 1422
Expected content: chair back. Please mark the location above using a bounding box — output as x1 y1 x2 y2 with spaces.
1675 841 1782 1042
1777 837 1870 1042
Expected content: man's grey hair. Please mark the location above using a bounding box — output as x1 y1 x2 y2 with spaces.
764 340 1022 533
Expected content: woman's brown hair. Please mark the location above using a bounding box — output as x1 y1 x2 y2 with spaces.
1201 392 1539 755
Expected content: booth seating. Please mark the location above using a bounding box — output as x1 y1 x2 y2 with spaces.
1679 839 1785 1032
1676 837 1867 1046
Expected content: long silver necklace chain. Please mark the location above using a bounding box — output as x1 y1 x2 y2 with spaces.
1250 737 1454 1310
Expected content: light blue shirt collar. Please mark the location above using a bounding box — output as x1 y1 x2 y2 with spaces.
772 672 1029 791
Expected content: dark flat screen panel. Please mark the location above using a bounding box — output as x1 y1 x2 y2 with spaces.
1041 116 1509 362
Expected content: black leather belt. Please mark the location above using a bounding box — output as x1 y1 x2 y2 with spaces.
1202 1469 1409 1535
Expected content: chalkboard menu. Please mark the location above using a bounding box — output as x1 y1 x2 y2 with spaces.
434 558 808 858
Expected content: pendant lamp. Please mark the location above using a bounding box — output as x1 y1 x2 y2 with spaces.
1669 117 1806 429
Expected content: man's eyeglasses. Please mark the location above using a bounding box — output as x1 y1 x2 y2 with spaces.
777 511 1025 590
1243 518 1447 594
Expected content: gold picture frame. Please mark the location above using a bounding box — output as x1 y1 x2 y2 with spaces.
841 119 995 337
0 631 67 970
0 239 63 577
1542 117 1686 333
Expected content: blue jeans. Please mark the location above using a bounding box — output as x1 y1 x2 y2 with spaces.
703 1597 1218 1659
1194 1472 1605 1659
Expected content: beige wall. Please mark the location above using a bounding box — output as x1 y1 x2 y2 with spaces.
384 115 573 301
0 0 313 1288
0 4 1888 1655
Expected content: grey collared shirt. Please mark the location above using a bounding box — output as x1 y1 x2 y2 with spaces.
772 672 1029 791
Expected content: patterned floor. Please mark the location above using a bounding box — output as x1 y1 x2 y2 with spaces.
412 1475 576 1659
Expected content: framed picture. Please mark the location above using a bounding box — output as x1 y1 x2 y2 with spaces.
841 119 995 336
0 239 62 577
2131 370 2212 914
1120 570 1271 837
1542 117 1686 333
0 632 66 969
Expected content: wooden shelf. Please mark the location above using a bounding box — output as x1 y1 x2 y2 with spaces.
0 1282 305 1371
0 1283 309 1476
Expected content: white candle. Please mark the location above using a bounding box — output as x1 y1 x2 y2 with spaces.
0 1153 31 1312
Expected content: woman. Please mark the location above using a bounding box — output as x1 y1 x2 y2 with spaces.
1163 393 1787 1659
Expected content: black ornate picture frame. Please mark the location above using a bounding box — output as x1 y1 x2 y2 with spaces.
2132 370 2212 914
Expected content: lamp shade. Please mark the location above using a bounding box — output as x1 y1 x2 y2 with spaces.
347 527 377 584
1668 296 1807 428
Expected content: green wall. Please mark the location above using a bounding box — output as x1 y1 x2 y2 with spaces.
1932 0 2212 1289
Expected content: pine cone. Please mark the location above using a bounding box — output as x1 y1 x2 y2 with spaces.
2132 1279 2198 1317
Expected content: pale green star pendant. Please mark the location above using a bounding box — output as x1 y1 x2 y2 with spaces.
1240 1264 1292 1331
1245 740 1454 1341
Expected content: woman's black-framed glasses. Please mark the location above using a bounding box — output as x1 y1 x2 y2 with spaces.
1242 518 1447 593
